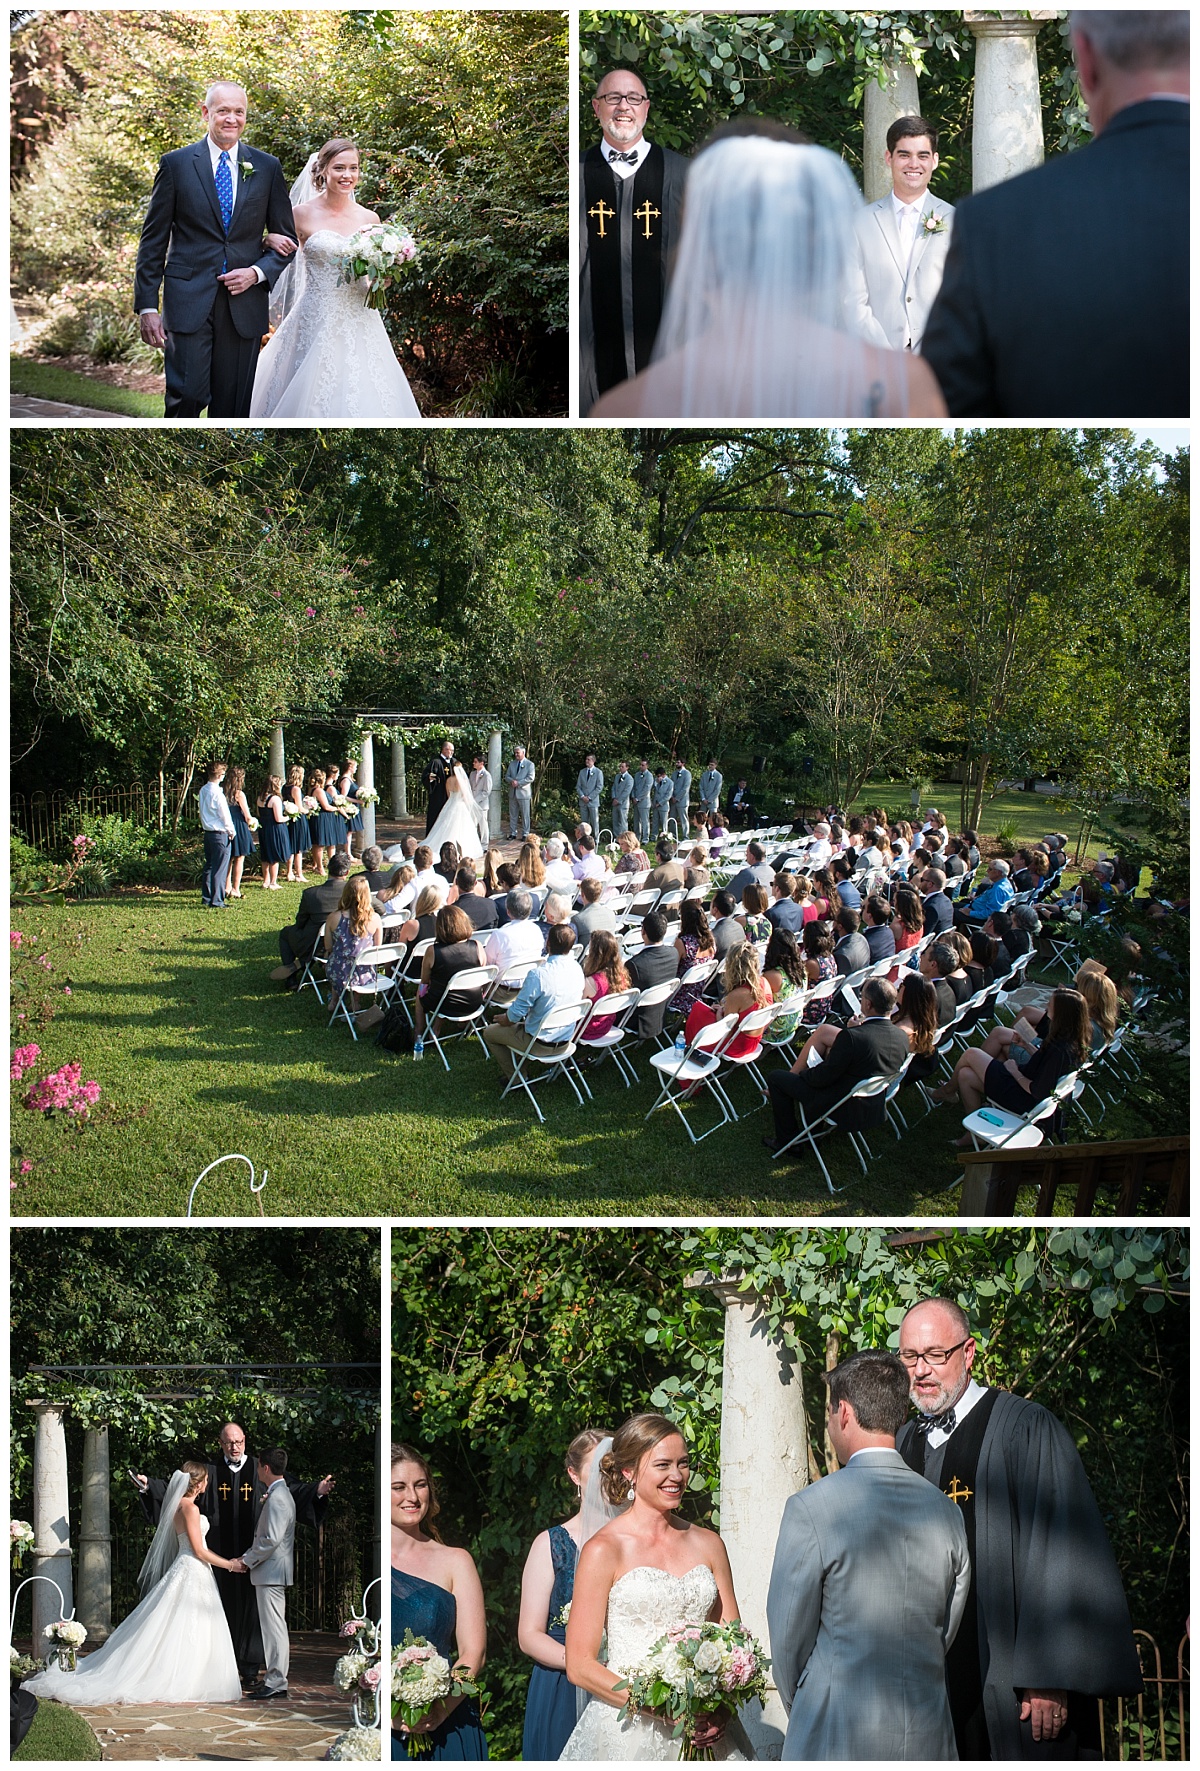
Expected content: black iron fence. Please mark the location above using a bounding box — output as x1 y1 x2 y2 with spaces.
1100 1631 1189 1760
12 783 198 851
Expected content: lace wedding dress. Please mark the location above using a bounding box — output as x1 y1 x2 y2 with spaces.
22 1518 241 1705
559 1565 754 1761
426 765 486 862
249 229 420 420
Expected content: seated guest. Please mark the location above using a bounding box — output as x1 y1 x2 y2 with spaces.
1010 848 1040 894
767 873 805 934
963 829 981 871
542 838 576 894
740 883 772 943
394 883 443 964
1043 834 1068 878
963 857 1015 924
729 779 755 828
710 890 746 961
536 890 577 948
682 943 773 1060
799 919 839 1025
725 841 774 899
579 930 632 1043
272 851 353 982
383 832 419 867
986 904 1035 978
646 837 687 894
832 907 871 977
615 830 651 874
625 911 680 1038
480 923 587 1077
484 886 545 980
451 862 498 932
891 885 924 954
932 988 1091 1142
764 977 908 1154
762 928 807 1048
517 840 548 910
860 828 887 872
862 895 897 963
489 861 521 921
357 845 391 893
410 844 448 909
573 875 619 943
706 811 728 853
322 874 384 1003
919 867 954 935
376 863 416 921
790 873 819 925
414 904 488 1035
831 856 862 911
942 836 968 879
672 901 718 1017
434 841 461 887
683 844 710 890
891 972 941 1080
806 822 833 870
481 847 505 898
809 867 840 921
963 925 999 991
919 941 964 1025
572 833 606 881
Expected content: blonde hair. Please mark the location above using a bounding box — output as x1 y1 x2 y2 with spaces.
340 875 373 936
1079 969 1120 1043
599 1413 683 1506
724 941 767 1001
313 137 359 191
183 1460 208 1495
413 884 442 919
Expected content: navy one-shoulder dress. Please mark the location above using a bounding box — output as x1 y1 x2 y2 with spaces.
521 1524 579 1761
392 1566 488 1761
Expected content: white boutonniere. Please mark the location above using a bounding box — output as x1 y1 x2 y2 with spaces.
240 159 256 182
921 211 947 236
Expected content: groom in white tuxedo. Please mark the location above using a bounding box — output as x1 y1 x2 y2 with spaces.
233 1447 297 1701
848 116 954 354
767 1349 970 1760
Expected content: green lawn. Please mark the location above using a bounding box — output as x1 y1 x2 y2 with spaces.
11 356 164 418
14 1697 102 1761
9 885 1173 1219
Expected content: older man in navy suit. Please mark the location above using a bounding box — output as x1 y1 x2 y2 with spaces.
135 82 297 418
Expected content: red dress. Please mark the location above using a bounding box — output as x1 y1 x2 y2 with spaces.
684 987 772 1059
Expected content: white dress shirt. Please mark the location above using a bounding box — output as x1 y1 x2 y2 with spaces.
199 780 236 836
921 1378 987 1451
891 189 925 268
602 136 651 181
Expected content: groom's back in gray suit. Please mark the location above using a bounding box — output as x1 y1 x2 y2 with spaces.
768 1351 969 1760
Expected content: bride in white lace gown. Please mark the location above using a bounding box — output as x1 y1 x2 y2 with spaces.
560 1415 754 1761
22 1465 242 1706
250 138 420 421
426 763 486 862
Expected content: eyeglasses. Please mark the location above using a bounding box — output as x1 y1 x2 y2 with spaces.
596 92 649 107
897 1337 970 1368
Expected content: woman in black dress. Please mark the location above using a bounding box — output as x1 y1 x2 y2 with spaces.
933 987 1090 1140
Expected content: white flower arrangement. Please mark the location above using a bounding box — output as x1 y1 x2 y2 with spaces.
45 1619 87 1648
11 1519 34 1560
10 1647 42 1679
334 1650 369 1693
340 223 418 312
614 1620 769 1760
551 1598 572 1630
356 789 380 807
248 816 261 831
326 1723 382 1760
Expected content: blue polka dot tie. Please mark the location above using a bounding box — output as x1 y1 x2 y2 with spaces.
215 149 233 275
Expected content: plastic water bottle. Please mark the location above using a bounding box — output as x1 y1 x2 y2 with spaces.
413 1034 425 1062
674 1030 686 1063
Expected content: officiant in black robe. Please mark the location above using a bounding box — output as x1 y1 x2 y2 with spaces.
896 1299 1141 1759
135 1423 333 1682
581 68 688 415
424 742 456 835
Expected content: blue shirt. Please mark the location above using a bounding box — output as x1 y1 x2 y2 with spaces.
968 877 1015 922
506 954 586 1041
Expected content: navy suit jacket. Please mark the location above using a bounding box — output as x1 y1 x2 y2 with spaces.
922 892 954 935
134 139 296 339
923 100 1188 417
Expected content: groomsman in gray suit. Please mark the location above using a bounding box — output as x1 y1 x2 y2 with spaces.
235 1447 297 1701
631 760 653 844
505 744 535 840
768 1350 970 1760
576 753 603 836
651 768 673 838
698 758 723 818
848 116 954 355
610 760 634 837
670 757 692 835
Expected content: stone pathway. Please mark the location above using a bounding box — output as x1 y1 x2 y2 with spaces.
62 1634 351 1761
12 394 132 420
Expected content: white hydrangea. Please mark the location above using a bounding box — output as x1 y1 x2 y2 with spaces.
334 1651 369 1692
327 1723 382 1759
392 1647 451 1709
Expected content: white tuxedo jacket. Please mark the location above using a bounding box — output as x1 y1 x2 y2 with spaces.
848 193 955 353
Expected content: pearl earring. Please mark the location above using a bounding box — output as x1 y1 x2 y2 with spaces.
626 1484 636 1502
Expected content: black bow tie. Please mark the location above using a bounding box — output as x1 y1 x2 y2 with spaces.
917 1407 955 1437
610 150 640 163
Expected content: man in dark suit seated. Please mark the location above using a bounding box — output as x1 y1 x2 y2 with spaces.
271 853 352 983
452 862 499 932
710 891 747 962
919 866 954 935
763 978 909 1154
357 846 392 895
832 908 872 977
923 11 1188 418
920 941 963 1026
625 911 679 1038
767 874 805 934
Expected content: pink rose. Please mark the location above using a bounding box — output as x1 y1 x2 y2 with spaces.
305 607 316 617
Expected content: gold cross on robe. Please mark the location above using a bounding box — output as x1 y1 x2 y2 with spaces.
218 1481 232 1500
946 1476 973 1505
635 200 661 239
240 1481 254 1502
588 199 614 239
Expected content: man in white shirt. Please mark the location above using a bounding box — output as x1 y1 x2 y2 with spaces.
198 760 236 909
848 115 954 354
571 834 606 881
409 845 449 909
484 888 545 978
542 838 576 894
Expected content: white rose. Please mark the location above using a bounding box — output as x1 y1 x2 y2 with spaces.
695 1640 724 1675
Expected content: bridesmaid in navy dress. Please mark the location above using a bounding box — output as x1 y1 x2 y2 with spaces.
284 765 309 884
392 1445 488 1761
256 774 290 891
224 765 256 899
306 769 328 873
326 758 352 856
313 771 346 878
340 759 364 857
517 1428 608 1761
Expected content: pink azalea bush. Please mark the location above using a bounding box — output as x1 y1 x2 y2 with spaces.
23 1060 101 1120
10 1044 41 1082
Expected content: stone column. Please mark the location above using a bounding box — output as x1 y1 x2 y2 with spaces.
965 11 1058 191
77 1425 112 1641
30 1402 73 1643
268 722 285 780
689 1275 810 1759
390 735 407 821
487 730 503 843
359 731 377 850
862 56 920 202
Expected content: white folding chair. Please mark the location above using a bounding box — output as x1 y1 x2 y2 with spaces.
656 887 686 917
391 937 434 1027
499 999 595 1123
771 1074 893 1192
296 929 329 1004
882 1052 916 1136
422 964 499 1070
328 944 404 1040
575 987 642 1086
712 1005 777 1117
644 1013 739 1144
484 954 542 1016
959 1075 1075 1152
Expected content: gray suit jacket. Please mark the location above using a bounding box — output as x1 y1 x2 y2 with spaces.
768 1448 969 1760
848 194 954 352
242 1477 296 1587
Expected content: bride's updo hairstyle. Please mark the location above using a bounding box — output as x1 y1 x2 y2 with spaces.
392 1442 443 1541
599 1413 683 1506
313 138 360 191
183 1461 208 1496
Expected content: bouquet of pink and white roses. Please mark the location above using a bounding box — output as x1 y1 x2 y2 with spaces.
391 1631 480 1756
613 1619 770 1761
341 223 417 312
